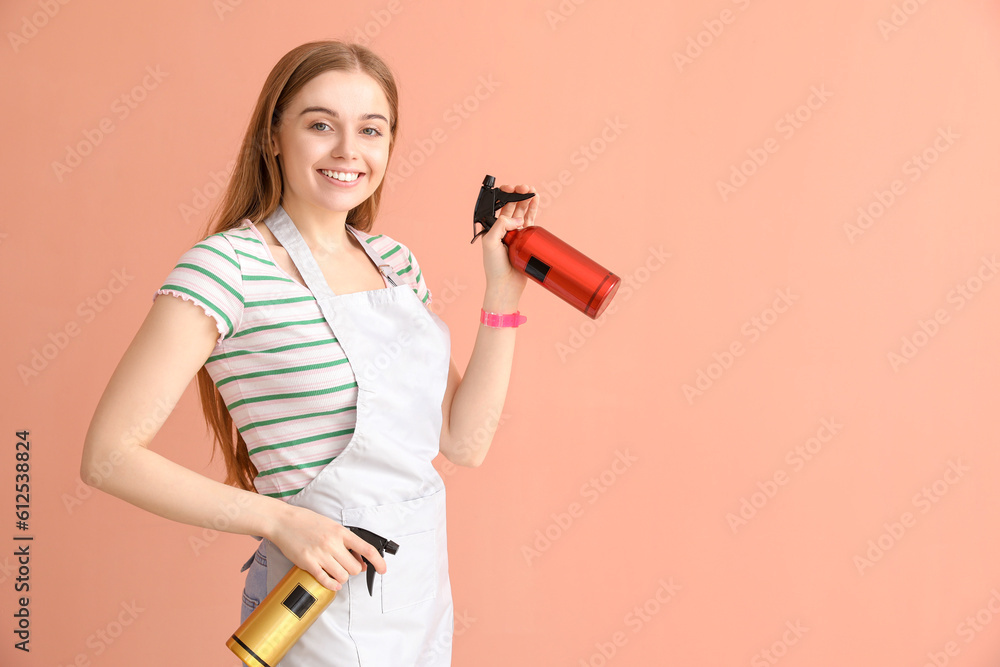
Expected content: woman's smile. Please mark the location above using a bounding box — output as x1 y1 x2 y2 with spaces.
318 168 365 187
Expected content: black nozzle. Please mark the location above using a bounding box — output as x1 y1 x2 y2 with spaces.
471 174 535 244
348 526 399 596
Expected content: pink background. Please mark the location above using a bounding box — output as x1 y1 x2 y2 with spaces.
3 0 1000 665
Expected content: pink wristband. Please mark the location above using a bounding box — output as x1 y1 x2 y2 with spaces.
480 308 527 328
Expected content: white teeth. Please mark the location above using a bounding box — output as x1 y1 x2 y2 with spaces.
320 169 360 182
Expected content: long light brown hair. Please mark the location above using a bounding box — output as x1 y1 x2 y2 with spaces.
196 40 400 492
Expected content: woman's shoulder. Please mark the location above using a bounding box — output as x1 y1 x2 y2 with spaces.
352 226 433 305
155 225 252 346
350 226 412 267
173 220 256 253
183 220 271 268
213 219 264 249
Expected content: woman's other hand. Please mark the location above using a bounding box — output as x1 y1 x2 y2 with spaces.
268 503 387 592
481 183 538 308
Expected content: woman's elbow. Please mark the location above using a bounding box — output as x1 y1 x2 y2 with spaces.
79 442 106 488
441 437 490 468
463 453 486 468
79 434 130 489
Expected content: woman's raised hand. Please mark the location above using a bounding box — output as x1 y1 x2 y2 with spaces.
268 503 387 592
481 183 538 304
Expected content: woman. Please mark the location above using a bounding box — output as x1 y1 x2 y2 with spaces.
80 40 536 666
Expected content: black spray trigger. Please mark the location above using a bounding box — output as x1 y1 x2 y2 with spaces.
347 526 399 596
471 174 536 243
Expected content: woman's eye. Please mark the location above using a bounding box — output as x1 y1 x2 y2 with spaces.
310 122 381 137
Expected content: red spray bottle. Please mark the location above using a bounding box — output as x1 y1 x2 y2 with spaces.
472 175 621 319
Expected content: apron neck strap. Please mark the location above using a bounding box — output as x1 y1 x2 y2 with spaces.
263 204 385 298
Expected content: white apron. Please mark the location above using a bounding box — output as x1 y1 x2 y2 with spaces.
242 205 454 666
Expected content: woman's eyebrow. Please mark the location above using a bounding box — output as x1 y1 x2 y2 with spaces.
298 106 388 124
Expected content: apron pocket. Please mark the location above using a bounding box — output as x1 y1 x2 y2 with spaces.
341 487 446 616
381 527 438 613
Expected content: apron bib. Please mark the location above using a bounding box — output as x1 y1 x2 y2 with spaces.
240 204 454 666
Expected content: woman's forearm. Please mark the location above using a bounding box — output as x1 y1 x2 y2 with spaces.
81 439 287 541
443 284 522 466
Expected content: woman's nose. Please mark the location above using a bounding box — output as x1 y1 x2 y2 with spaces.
332 132 359 159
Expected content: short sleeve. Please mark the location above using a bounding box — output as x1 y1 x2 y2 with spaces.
152 233 245 346
399 245 432 306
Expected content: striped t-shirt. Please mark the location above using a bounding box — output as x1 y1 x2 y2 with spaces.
153 217 433 500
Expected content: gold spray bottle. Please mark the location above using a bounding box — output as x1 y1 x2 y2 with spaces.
226 527 398 667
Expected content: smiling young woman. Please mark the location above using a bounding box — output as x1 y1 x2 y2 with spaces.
81 40 536 666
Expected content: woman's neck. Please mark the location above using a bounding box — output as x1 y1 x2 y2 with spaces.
280 196 353 255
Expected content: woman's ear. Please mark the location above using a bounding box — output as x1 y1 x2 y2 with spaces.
269 121 280 157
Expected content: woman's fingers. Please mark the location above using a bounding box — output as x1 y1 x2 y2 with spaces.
497 183 536 224
525 186 538 226
497 184 516 220
272 507 393 593
349 549 366 571
311 559 345 592
345 532 388 575
484 213 524 248
312 544 385 593
315 547 361 592
513 184 532 221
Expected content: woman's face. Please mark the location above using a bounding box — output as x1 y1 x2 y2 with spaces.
271 69 392 218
